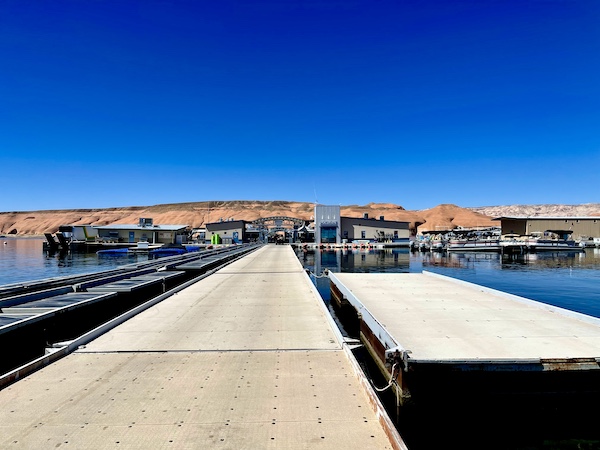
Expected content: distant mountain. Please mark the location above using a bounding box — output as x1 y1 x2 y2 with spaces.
469 203 600 218
1 201 598 236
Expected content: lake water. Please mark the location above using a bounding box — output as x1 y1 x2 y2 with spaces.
0 238 149 286
295 246 600 319
2 238 600 320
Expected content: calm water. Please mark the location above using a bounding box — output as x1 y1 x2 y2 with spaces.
0 238 151 286
2 238 600 320
296 246 600 319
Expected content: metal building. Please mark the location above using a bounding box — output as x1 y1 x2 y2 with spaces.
494 216 600 242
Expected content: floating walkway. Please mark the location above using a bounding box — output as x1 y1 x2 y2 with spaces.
329 271 600 445
330 271 600 368
0 246 404 449
329 272 600 400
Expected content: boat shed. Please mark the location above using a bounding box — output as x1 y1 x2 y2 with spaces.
494 216 600 241
94 218 189 244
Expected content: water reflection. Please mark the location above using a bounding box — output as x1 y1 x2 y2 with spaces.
296 247 600 319
502 249 598 270
296 248 411 302
0 238 149 286
297 247 410 275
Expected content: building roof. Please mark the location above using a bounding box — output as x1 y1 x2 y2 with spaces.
493 216 600 221
94 224 188 231
206 220 248 231
341 216 410 226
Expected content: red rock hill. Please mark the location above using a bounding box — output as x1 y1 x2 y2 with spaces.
0 201 497 236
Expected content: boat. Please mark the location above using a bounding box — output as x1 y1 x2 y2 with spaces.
148 244 188 258
96 248 133 255
446 228 501 252
500 231 584 254
446 237 501 252
429 238 446 252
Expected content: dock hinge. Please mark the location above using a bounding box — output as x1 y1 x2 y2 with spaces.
540 358 600 371
385 347 412 372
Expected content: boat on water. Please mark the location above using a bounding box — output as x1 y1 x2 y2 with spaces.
148 244 189 258
500 231 584 254
414 227 503 252
429 238 446 252
446 228 502 252
149 248 186 256
97 248 134 255
446 238 501 252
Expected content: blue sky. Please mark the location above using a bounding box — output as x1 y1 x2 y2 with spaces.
1 0 599 212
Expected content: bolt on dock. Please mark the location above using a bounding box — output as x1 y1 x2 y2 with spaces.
0 246 405 449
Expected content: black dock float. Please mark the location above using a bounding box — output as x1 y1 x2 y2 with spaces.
86 277 163 293
0 291 119 375
0 286 75 309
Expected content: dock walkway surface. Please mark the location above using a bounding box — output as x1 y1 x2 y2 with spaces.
330 271 600 364
0 246 402 449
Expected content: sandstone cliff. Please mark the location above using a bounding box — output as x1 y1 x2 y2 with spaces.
1 201 598 236
471 203 600 218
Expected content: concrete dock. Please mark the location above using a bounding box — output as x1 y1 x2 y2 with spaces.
0 246 404 449
329 271 600 447
329 271 600 365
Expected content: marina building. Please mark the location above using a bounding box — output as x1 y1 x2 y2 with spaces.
494 216 600 242
314 205 410 246
94 218 189 245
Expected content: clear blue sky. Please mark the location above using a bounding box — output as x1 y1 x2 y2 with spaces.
1 0 599 212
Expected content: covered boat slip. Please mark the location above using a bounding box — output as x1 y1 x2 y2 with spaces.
0 246 403 450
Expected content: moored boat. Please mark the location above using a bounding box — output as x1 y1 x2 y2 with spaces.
500 231 584 254
446 228 501 252
446 237 501 252
148 244 188 257
96 248 133 255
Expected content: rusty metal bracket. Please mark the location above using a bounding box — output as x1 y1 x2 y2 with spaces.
385 347 412 372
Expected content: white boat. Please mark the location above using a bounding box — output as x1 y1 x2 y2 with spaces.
430 238 446 252
446 237 501 252
446 228 501 252
500 231 583 254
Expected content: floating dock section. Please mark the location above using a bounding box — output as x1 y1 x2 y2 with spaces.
0 246 405 449
329 271 600 445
